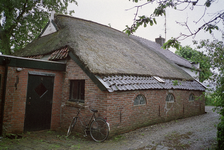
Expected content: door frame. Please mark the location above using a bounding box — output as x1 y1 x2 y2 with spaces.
24 71 55 131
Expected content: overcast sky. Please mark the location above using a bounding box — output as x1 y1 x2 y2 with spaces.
68 0 223 52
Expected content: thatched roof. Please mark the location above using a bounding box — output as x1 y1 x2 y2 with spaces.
15 14 193 80
130 35 197 70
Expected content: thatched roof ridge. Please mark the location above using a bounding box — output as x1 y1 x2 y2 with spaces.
14 14 193 80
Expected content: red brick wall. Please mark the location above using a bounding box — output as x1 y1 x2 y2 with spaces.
2 66 64 134
61 59 108 131
106 90 205 135
60 59 205 136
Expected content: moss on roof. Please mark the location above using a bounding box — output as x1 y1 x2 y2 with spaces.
14 14 193 80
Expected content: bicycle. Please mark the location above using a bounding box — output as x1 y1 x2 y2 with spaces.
66 102 110 142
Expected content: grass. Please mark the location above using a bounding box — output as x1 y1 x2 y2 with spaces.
112 135 125 141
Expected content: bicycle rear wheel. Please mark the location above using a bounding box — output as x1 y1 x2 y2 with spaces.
90 118 109 142
67 117 77 137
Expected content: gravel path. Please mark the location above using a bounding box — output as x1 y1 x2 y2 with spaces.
0 106 220 150
92 106 220 150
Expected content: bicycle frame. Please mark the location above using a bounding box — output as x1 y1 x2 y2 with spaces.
73 106 97 132
67 104 110 142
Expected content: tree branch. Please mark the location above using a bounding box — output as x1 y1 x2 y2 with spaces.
9 0 29 35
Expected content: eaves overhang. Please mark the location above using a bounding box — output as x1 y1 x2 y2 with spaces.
0 55 66 71
68 51 205 93
97 75 206 93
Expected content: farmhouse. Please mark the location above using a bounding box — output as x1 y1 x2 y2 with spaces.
0 14 205 136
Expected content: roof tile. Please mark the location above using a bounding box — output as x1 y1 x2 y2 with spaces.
97 75 205 92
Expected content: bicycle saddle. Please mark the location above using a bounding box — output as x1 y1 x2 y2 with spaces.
91 109 98 113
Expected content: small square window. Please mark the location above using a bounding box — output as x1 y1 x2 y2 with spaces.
69 80 85 103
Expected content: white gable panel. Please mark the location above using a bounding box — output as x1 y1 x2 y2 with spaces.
41 21 57 37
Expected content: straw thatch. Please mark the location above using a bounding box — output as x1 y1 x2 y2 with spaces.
15 14 193 80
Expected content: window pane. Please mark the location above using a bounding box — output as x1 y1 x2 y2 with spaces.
70 80 85 103
134 94 146 105
189 94 194 101
166 93 174 102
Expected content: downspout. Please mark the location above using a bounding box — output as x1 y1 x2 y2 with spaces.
0 57 11 136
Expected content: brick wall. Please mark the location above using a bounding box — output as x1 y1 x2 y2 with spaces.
1 58 205 135
60 59 205 136
61 59 108 131
2 66 64 134
0 66 5 128
106 90 205 135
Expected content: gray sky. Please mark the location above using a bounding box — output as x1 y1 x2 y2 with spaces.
68 0 223 52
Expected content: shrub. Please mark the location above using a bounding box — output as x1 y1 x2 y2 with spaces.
217 117 224 149
205 94 215 106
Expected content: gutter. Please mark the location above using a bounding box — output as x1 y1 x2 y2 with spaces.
0 57 11 136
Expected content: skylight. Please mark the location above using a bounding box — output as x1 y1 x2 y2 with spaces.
153 76 165 83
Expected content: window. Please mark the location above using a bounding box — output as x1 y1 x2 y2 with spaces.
166 93 174 102
189 93 194 101
69 80 85 103
134 94 146 105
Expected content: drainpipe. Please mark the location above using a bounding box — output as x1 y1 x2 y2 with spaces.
0 57 11 136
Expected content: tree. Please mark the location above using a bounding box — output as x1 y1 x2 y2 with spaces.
0 0 77 55
124 0 224 48
195 39 224 149
175 45 212 82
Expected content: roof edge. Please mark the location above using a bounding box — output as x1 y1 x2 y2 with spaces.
68 51 107 91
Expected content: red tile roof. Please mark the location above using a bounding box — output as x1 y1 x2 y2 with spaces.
49 47 69 61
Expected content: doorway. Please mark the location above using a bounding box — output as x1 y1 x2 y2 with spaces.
24 72 55 131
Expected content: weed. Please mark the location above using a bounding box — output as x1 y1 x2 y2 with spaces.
141 133 144 136
47 130 53 134
75 133 80 136
113 135 125 141
71 144 81 149
48 144 61 150
163 131 192 149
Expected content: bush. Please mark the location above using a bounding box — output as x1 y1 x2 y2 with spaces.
217 118 224 149
205 94 215 106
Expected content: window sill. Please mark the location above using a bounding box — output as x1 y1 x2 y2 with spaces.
166 101 174 103
66 101 85 108
134 104 146 106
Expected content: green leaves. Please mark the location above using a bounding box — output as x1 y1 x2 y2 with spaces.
175 45 212 82
0 0 78 54
204 0 213 7
162 38 180 50
124 16 157 35
204 24 219 34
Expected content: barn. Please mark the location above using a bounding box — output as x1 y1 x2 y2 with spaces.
0 14 205 136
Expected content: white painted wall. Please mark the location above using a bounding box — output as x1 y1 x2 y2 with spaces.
41 11 56 37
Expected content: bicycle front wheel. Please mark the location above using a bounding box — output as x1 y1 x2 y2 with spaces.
90 118 109 142
67 117 77 137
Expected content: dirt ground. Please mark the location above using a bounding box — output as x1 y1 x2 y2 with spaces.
0 106 220 150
